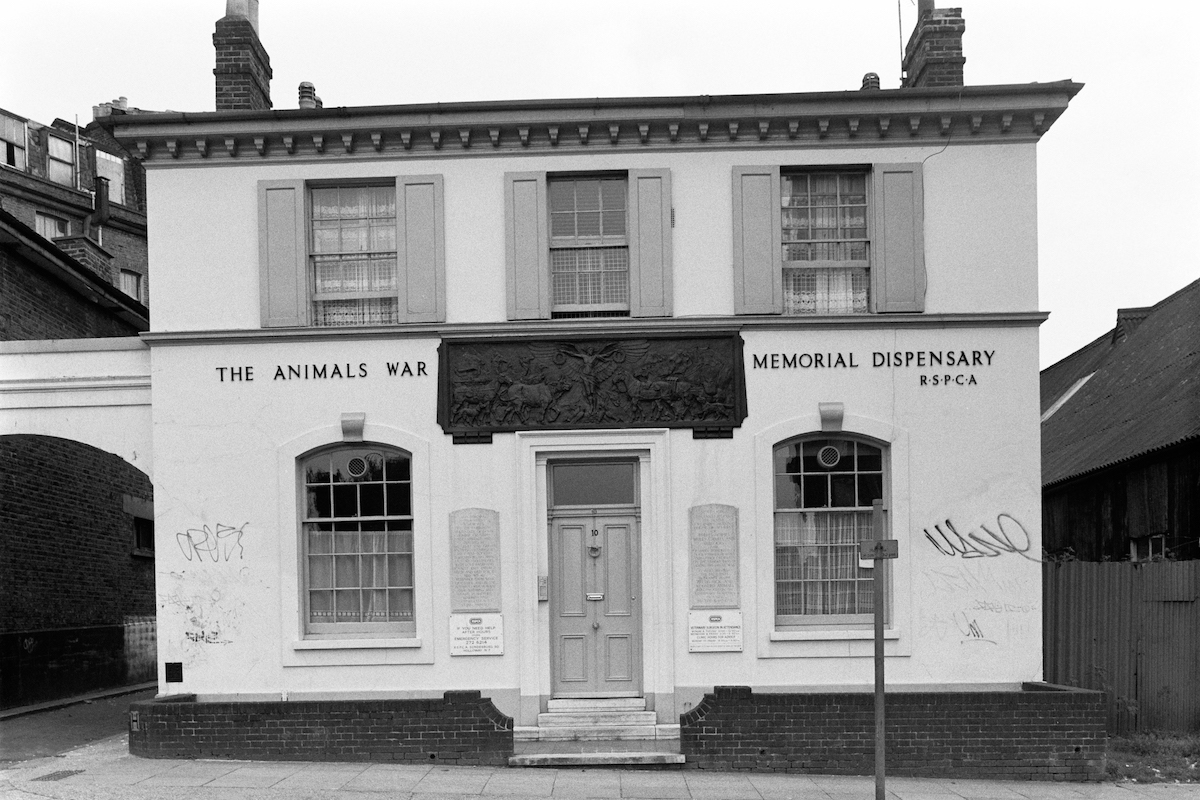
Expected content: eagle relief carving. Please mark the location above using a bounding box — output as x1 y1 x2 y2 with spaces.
439 335 746 435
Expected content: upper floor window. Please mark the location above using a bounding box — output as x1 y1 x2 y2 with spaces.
505 169 673 320
47 135 75 187
773 436 885 628
781 171 869 314
1 112 26 170
301 446 415 637
120 269 143 302
549 175 629 317
35 212 69 240
257 176 445 328
733 164 925 316
311 184 398 326
96 150 126 205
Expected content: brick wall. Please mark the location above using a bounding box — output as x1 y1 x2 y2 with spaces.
129 692 514 764
681 684 1106 781
0 434 156 707
0 248 142 339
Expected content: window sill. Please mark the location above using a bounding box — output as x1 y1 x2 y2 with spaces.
131 548 155 560
771 629 899 642
293 637 422 651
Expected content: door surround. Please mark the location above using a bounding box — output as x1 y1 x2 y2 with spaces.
514 429 674 727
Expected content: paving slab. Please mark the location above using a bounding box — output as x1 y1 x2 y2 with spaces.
550 768 624 798
481 768 559 795
204 762 308 788
410 765 494 794
619 770 691 799
683 772 764 799
270 762 371 791
134 760 243 786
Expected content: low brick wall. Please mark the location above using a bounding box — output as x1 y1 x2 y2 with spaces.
128 690 513 765
681 683 1106 781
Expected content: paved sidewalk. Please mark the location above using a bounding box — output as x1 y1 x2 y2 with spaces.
3 735 1200 800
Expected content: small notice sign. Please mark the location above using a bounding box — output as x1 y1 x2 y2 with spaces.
859 539 899 560
449 614 503 656
688 610 743 652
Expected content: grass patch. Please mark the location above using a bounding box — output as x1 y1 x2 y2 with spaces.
1106 732 1200 782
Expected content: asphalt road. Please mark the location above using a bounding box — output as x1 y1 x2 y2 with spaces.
0 688 157 764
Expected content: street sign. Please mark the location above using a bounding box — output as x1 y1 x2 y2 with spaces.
859 538 899 560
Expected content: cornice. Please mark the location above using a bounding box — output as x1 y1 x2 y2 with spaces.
139 311 1050 347
107 82 1081 165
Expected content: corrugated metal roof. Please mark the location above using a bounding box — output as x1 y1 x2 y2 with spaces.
1041 277 1200 486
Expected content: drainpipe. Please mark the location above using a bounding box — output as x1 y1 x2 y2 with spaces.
84 176 111 243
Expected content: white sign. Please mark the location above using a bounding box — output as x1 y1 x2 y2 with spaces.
688 610 743 652
449 613 504 656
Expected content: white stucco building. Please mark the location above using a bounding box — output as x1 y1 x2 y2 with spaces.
3 2 1094 766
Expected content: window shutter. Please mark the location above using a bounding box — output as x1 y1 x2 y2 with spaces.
258 179 308 327
504 171 549 320
397 175 445 323
872 163 926 313
628 168 673 318
732 166 783 315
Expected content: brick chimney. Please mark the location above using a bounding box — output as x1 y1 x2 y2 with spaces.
901 0 965 88
214 0 272 111
56 236 115 284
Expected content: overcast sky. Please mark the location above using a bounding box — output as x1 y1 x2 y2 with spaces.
3 1 1197 368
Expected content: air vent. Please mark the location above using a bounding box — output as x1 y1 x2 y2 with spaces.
817 445 842 469
347 457 367 477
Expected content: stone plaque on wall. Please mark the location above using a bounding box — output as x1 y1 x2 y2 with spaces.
450 508 501 613
438 333 747 442
689 504 739 609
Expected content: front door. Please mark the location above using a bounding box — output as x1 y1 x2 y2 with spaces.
549 511 641 696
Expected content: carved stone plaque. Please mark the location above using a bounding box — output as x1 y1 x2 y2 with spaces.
689 504 739 609
438 334 746 441
450 508 501 613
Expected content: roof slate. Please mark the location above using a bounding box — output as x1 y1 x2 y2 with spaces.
1041 278 1200 486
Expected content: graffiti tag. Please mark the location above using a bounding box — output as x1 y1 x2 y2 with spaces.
953 611 997 645
923 514 1037 561
176 523 247 563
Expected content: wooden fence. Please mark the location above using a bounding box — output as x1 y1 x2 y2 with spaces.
1043 560 1200 733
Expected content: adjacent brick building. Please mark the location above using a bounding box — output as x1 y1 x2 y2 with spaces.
0 100 154 709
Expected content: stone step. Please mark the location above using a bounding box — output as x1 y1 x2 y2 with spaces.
535 724 658 741
509 751 685 767
546 697 646 712
534 724 659 741
537 710 657 727
514 723 679 742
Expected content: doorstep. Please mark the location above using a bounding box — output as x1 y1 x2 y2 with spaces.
509 737 685 767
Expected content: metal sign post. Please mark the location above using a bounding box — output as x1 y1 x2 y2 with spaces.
859 499 898 800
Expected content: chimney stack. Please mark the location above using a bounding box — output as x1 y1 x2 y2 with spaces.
214 0 273 111
901 2 965 88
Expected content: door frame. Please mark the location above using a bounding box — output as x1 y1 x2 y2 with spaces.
514 429 675 726
547 500 643 698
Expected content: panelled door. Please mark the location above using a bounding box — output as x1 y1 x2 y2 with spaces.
550 511 641 696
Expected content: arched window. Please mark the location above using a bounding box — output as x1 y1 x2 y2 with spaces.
773 436 886 627
301 445 414 637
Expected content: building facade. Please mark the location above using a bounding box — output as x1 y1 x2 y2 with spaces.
95 1 1104 776
0 101 154 709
